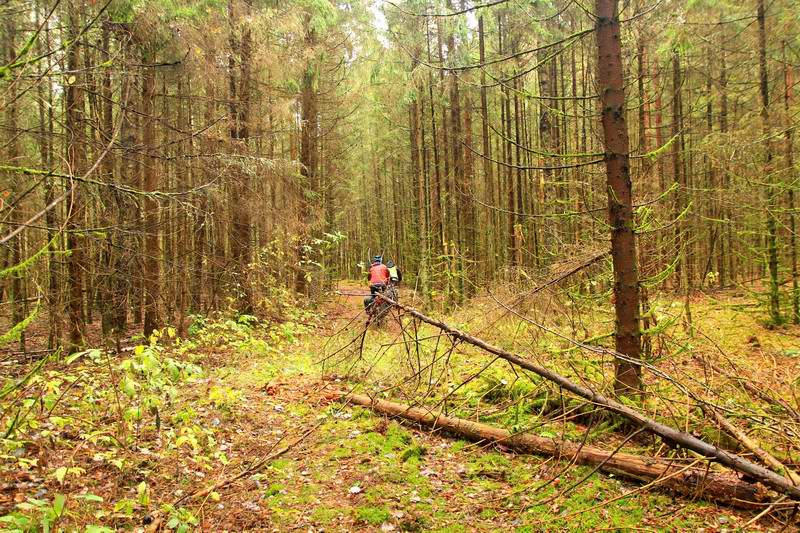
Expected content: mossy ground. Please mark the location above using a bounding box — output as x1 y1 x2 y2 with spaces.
1 283 797 531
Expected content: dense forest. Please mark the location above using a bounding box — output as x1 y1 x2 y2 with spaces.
2 0 800 530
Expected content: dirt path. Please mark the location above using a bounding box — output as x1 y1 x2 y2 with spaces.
326 281 370 325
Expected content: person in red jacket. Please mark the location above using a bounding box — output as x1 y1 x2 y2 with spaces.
364 255 390 311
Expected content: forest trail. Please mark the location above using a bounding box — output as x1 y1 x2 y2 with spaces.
327 281 369 324
188 288 800 531
1 286 797 531
146 292 762 532
4 0 800 529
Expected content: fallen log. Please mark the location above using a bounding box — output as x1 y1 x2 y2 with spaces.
382 298 800 501
330 391 768 509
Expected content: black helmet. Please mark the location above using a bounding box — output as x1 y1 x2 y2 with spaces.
373 255 383 264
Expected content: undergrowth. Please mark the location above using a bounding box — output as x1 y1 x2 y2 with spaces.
1 288 797 530
0 310 315 532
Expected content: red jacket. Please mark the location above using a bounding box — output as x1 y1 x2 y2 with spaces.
368 263 391 285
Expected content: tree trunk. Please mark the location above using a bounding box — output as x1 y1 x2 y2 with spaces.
65 3 87 353
332 392 769 509
99 21 116 339
228 0 254 312
594 0 642 395
426 20 443 259
758 0 781 324
296 14 318 296
141 48 160 336
784 42 799 324
4 13 27 353
37 11 61 348
718 50 730 288
671 51 684 291
478 15 494 278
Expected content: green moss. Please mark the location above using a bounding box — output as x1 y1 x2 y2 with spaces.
351 406 373 420
287 403 312 417
400 443 427 462
225 363 278 388
264 483 284 497
379 465 409 484
330 445 355 460
450 440 468 453
355 506 391 525
385 423 413 448
466 452 511 479
432 524 466 533
475 478 502 491
269 458 294 471
479 508 497 519
310 505 343 524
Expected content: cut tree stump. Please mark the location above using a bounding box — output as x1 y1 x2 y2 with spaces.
328 391 771 509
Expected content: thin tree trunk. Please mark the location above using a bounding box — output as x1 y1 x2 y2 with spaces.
478 15 494 278
593 0 642 395
426 19 443 259
784 42 798 324
65 3 87 352
37 10 60 348
718 51 730 288
671 51 684 290
5 13 26 352
296 14 318 295
758 0 780 324
141 48 160 336
99 20 116 339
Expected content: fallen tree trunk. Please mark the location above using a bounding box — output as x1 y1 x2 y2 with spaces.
381 299 800 501
331 391 768 509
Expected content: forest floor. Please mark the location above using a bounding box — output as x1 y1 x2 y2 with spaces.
1 282 799 532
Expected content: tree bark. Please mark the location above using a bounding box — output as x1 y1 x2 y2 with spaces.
296 13 318 295
783 42 798 324
593 0 642 394
65 3 87 353
36 10 61 349
228 0 254 312
478 15 494 278
4 13 27 352
141 47 160 336
718 50 730 288
331 392 770 508
98 21 117 339
426 19 443 258
758 0 781 324
708 408 800 486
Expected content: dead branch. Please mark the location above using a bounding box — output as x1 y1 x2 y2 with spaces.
707 407 800 486
696 354 800 424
